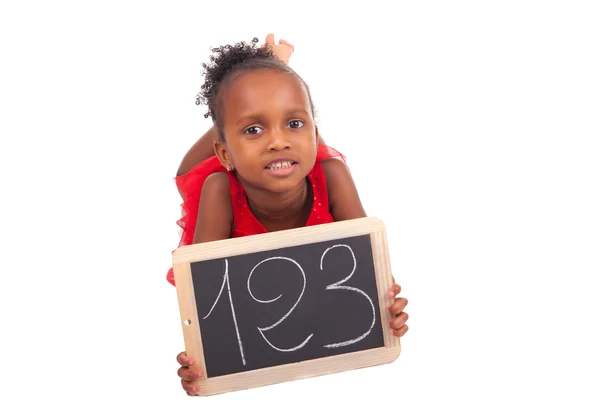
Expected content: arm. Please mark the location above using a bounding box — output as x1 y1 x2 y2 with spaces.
321 158 367 221
322 158 409 339
174 173 232 395
193 172 233 243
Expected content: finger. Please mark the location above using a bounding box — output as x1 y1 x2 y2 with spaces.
388 283 401 298
178 366 204 381
181 379 201 395
391 324 409 338
388 312 409 330
387 297 408 315
177 352 196 367
265 33 275 46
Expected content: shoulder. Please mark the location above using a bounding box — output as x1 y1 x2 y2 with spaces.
199 172 231 210
175 156 224 200
320 157 349 179
201 171 230 194
319 158 367 221
320 157 352 202
197 171 231 208
195 172 233 243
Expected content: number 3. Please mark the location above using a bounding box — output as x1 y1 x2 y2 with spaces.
320 244 376 348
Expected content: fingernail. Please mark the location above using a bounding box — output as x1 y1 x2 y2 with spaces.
197 370 203 377
193 386 199 392
386 306 390 313
389 329 395 335
189 359 196 365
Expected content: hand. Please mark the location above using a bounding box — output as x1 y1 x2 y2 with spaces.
176 351 204 396
386 283 409 337
264 33 294 65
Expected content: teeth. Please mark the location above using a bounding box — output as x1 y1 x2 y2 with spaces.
268 161 293 170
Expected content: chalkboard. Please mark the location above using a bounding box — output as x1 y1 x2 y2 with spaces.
173 217 400 396
193 234 383 377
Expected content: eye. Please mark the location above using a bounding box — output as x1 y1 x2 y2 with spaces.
244 126 264 135
288 120 305 129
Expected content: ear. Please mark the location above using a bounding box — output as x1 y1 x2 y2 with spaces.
315 126 322 146
213 140 234 171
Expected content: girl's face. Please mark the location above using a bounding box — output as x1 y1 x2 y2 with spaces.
214 69 319 194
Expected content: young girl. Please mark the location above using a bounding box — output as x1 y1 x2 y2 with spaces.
171 36 409 396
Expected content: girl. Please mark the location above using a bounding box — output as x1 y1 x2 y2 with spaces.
171 36 409 396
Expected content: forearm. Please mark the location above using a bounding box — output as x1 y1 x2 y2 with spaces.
177 125 219 176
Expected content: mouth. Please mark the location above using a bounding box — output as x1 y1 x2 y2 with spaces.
265 160 298 170
264 158 298 177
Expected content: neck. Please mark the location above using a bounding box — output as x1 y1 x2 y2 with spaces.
245 180 309 223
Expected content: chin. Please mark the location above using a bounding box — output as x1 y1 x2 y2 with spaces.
265 179 305 194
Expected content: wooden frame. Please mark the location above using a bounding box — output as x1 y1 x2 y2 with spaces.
172 216 400 396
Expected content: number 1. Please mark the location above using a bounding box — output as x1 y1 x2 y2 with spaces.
202 259 246 366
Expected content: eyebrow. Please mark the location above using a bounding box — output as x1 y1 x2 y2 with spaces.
236 109 310 125
236 114 262 125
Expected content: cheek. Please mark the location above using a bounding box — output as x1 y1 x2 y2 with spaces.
228 144 259 169
302 136 319 156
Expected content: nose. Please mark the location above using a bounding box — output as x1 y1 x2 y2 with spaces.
267 126 291 151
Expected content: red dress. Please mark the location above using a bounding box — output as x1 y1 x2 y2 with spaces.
166 144 346 286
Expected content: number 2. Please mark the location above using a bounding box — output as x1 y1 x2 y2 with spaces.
247 257 314 352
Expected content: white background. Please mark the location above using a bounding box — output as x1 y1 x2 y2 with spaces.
1 1 599 399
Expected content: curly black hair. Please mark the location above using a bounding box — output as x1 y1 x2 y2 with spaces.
196 37 315 141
